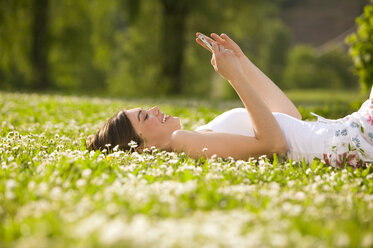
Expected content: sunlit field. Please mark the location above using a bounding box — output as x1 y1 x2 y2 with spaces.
1 91 372 248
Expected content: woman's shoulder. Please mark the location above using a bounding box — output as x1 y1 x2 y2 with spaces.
169 129 204 155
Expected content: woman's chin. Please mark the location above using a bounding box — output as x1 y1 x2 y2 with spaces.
169 117 182 130
175 118 182 129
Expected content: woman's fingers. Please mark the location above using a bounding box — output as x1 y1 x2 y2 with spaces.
220 33 239 49
197 32 214 43
220 33 234 42
211 41 220 54
211 33 225 44
196 32 215 52
196 32 215 44
195 38 210 51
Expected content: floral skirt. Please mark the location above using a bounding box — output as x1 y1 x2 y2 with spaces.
321 112 373 168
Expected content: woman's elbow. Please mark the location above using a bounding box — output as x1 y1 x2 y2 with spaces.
271 140 289 154
265 136 289 155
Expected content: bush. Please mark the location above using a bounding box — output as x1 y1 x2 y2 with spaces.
282 46 319 89
346 1 373 92
282 45 357 89
317 49 357 89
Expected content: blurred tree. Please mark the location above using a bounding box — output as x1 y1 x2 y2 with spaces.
0 0 307 96
258 20 290 87
182 0 284 97
283 45 357 89
317 49 357 88
346 1 373 92
0 0 32 90
119 0 270 95
283 45 319 89
30 0 50 90
120 0 203 95
159 0 190 94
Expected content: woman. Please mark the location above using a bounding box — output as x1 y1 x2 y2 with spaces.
87 32 373 168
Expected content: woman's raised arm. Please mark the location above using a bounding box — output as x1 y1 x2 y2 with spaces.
196 32 301 120
170 42 289 160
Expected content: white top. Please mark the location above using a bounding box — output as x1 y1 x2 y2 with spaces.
195 107 373 166
195 108 329 164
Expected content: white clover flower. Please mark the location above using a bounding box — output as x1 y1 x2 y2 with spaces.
202 147 208 152
76 179 86 187
28 181 36 190
82 169 92 178
36 182 49 196
6 179 17 189
5 191 15 200
74 213 107 238
89 150 96 157
334 233 350 247
50 187 62 201
294 192 306 201
362 233 373 247
105 203 119 215
128 140 138 149
113 144 119 152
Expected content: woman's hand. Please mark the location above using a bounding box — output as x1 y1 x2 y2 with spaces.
210 42 243 81
195 32 244 81
210 33 245 59
195 32 214 52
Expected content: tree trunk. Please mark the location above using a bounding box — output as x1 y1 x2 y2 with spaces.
31 0 50 90
159 0 189 94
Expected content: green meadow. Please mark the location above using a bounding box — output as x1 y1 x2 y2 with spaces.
0 91 372 248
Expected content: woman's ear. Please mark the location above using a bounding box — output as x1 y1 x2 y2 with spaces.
135 135 146 153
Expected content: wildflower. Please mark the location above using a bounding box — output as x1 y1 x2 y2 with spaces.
7 156 14 162
76 179 86 187
113 145 119 152
82 169 92 178
6 179 17 189
128 140 138 149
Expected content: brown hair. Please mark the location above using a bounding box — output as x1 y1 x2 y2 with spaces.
86 110 143 152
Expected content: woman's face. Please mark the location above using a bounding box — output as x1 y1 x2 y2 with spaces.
126 106 181 149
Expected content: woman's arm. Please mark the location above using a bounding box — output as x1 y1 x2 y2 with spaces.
170 130 287 160
171 42 289 160
196 32 301 120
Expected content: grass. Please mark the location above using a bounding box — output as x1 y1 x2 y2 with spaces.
0 90 372 248
285 88 363 106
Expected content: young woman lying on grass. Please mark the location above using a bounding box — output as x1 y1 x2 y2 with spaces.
87 32 373 168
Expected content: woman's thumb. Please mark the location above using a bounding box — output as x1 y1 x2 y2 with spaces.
211 41 219 54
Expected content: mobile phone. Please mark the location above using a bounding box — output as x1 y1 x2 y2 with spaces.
198 34 212 51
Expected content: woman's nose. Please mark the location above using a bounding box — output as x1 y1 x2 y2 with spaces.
149 106 160 115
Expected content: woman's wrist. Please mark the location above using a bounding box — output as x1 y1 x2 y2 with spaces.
228 71 246 85
239 55 251 67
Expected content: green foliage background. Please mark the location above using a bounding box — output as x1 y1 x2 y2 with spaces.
0 0 366 97
347 0 373 92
